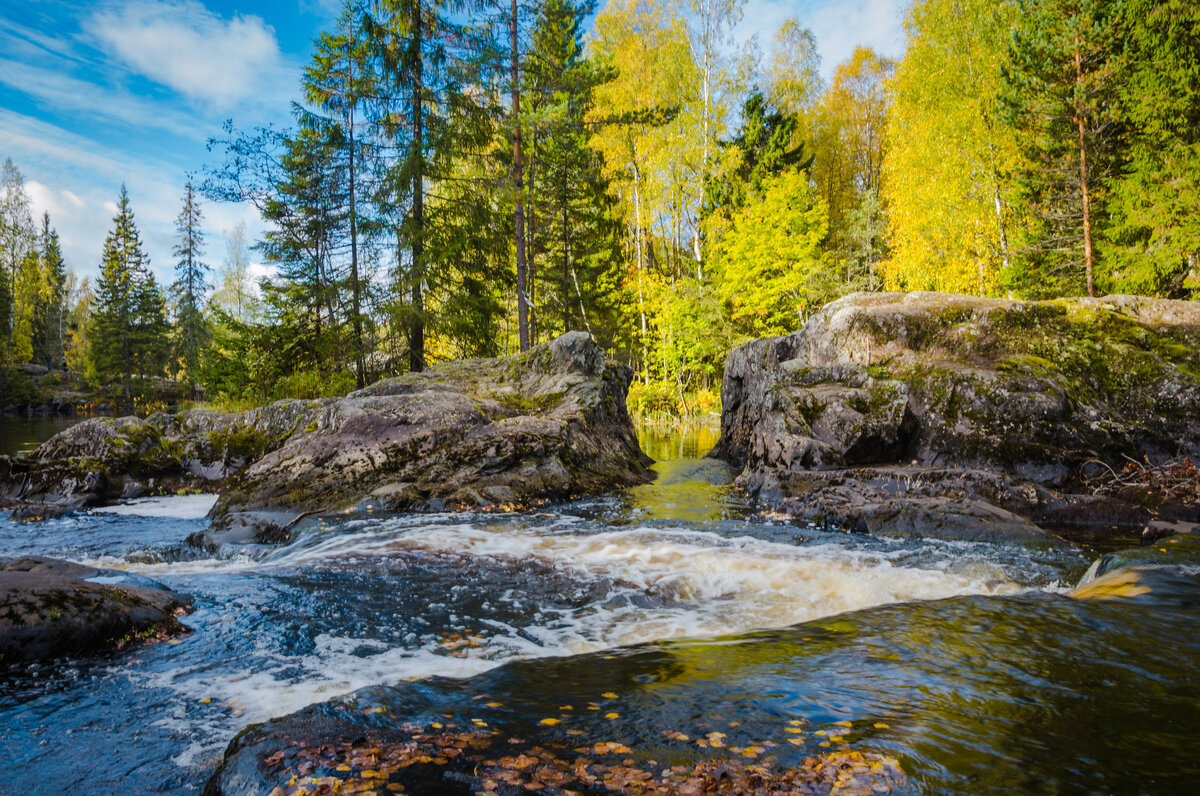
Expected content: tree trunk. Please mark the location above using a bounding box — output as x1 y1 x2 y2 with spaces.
511 0 529 352
348 41 365 388
409 0 426 372
1074 38 1095 298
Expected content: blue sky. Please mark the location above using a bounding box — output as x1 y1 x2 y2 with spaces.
0 0 903 286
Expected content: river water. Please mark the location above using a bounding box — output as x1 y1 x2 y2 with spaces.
1 423 1198 794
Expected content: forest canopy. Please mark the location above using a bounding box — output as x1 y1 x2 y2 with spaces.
2 0 1198 414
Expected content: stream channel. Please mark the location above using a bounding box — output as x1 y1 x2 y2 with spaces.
2 422 1199 793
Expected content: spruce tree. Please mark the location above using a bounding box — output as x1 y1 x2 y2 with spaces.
526 0 624 337
1107 0 1200 296
1000 0 1125 297
90 186 168 399
1 158 35 375
170 182 211 391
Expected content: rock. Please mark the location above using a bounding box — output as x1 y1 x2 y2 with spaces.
204 332 652 544
0 402 310 510
0 556 191 665
0 334 652 545
712 292 1200 543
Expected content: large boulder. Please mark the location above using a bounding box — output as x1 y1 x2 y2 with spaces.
0 556 190 665
711 292 1200 542
205 332 652 544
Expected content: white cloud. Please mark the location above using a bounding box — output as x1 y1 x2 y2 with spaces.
0 56 206 139
734 0 905 78
86 0 286 108
0 109 263 283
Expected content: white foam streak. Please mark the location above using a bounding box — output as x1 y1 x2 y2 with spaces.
266 521 1022 646
91 493 218 519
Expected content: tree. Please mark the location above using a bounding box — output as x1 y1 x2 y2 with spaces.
90 186 168 398
764 18 823 117
0 158 35 378
1000 0 1124 297
705 89 812 214
304 2 374 386
712 169 831 335
524 0 624 340
214 223 254 323
367 0 500 370
171 182 211 390
590 0 701 373
811 47 895 240
883 0 1021 295
1106 0 1200 296
34 212 68 369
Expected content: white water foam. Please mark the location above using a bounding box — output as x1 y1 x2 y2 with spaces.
91 493 218 519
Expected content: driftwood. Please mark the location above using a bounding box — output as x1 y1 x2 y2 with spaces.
1085 455 1200 503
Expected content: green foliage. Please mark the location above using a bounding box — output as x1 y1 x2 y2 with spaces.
999 0 1124 297
170 182 211 389
88 186 170 399
713 169 832 335
1104 0 1200 297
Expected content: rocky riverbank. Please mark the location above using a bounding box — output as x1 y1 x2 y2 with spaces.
0 556 190 665
710 291 1200 544
1 333 653 545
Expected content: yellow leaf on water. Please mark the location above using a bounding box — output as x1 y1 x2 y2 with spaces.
873 722 890 729
200 698 212 704
785 728 805 734
601 692 619 699
485 702 503 708
539 718 560 726
603 712 619 720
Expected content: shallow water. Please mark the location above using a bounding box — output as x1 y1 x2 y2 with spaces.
3 422 1194 794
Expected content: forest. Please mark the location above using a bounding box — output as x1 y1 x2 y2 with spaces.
1 0 1197 416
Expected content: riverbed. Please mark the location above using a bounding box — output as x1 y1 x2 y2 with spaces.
2 423 1197 794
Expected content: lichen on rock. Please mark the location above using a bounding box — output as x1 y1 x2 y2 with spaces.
710 291 1200 543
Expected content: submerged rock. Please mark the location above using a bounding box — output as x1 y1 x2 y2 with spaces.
0 333 651 544
712 292 1200 543
0 556 190 665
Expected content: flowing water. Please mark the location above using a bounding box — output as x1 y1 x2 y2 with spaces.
1 423 1197 794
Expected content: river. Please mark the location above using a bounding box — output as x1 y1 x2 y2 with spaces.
1 422 1198 794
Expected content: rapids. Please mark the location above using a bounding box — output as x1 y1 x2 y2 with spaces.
4 422 1196 794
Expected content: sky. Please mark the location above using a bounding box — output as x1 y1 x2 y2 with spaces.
0 0 905 287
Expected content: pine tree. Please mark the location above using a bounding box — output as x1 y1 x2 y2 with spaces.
171 182 211 390
90 186 168 399
1000 0 1125 297
704 89 812 214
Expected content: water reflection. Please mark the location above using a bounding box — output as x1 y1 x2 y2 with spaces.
622 422 749 524
0 415 82 457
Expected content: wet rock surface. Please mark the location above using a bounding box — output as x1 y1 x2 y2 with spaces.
0 556 190 665
711 292 1200 543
